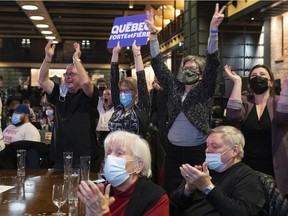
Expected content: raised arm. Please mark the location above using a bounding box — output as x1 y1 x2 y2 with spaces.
110 42 122 107
38 40 55 94
207 3 226 54
132 40 144 72
224 65 242 101
145 9 160 58
72 42 94 98
132 41 150 112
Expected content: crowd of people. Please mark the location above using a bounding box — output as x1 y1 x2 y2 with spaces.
0 2 287 216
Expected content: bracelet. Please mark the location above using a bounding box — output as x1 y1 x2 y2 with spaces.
43 59 51 63
134 53 141 57
210 29 219 33
73 58 81 63
150 31 157 35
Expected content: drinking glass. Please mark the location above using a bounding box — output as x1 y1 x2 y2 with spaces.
17 149 26 178
63 151 73 182
52 183 67 215
80 155 91 181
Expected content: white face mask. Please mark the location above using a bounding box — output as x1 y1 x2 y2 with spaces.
205 148 232 172
46 109 54 116
103 155 134 187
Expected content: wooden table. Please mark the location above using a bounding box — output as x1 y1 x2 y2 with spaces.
0 169 98 216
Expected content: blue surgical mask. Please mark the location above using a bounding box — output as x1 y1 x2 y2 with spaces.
11 113 22 125
103 155 133 187
120 92 133 107
205 148 232 172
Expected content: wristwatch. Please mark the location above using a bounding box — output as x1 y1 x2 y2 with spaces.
203 184 215 195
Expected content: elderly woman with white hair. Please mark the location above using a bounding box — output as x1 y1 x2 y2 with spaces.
78 130 169 216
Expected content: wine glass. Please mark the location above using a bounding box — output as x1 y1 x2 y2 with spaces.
52 183 67 215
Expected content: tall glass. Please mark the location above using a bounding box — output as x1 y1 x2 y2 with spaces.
68 168 80 216
80 155 91 181
63 151 73 182
52 183 67 215
17 149 26 178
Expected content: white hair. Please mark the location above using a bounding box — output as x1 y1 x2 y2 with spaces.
208 126 245 158
104 131 152 177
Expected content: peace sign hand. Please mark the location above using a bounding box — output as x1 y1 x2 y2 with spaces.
210 3 226 29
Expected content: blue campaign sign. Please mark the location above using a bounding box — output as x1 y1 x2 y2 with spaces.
107 14 149 48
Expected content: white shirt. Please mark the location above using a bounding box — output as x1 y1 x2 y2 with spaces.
96 98 114 131
3 122 41 144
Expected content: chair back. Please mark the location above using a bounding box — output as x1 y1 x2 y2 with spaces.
2 141 49 169
257 171 288 216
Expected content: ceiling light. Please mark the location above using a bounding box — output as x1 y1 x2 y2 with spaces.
41 30 53 35
30 16 44 21
129 0 134 9
36 24 49 28
45 36 56 40
22 5 38 10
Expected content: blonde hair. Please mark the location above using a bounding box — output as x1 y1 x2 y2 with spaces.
119 77 138 102
104 130 152 177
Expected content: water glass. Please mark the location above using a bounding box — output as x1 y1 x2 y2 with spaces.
63 151 73 182
17 149 26 177
80 156 91 181
68 168 80 206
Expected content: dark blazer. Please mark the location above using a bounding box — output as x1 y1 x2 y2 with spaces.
226 95 288 194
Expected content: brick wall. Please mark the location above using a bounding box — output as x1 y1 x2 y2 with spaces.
270 12 288 86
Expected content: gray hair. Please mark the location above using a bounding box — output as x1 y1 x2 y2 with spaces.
208 126 245 158
104 131 152 177
183 55 206 74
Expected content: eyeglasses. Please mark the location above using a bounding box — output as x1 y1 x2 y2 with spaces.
63 72 77 78
182 66 199 73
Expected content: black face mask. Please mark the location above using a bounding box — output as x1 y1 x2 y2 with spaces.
249 76 269 95
98 86 106 96
182 68 199 85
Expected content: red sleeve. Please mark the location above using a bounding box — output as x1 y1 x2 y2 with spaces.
144 194 170 216
103 212 112 216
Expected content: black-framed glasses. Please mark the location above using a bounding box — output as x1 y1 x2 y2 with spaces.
63 72 77 78
182 66 199 73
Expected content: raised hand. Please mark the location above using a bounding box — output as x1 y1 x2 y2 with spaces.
132 40 141 55
180 163 212 192
145 8 157 33
78 180 111 215
73 42 81 60
210 3 226 29
224 65 241 83
45 40 56 59
112 41 121 55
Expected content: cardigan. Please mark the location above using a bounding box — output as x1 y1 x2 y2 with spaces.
151 51 220 133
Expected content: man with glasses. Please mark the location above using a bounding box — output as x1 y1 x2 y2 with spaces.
38 40 99 170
